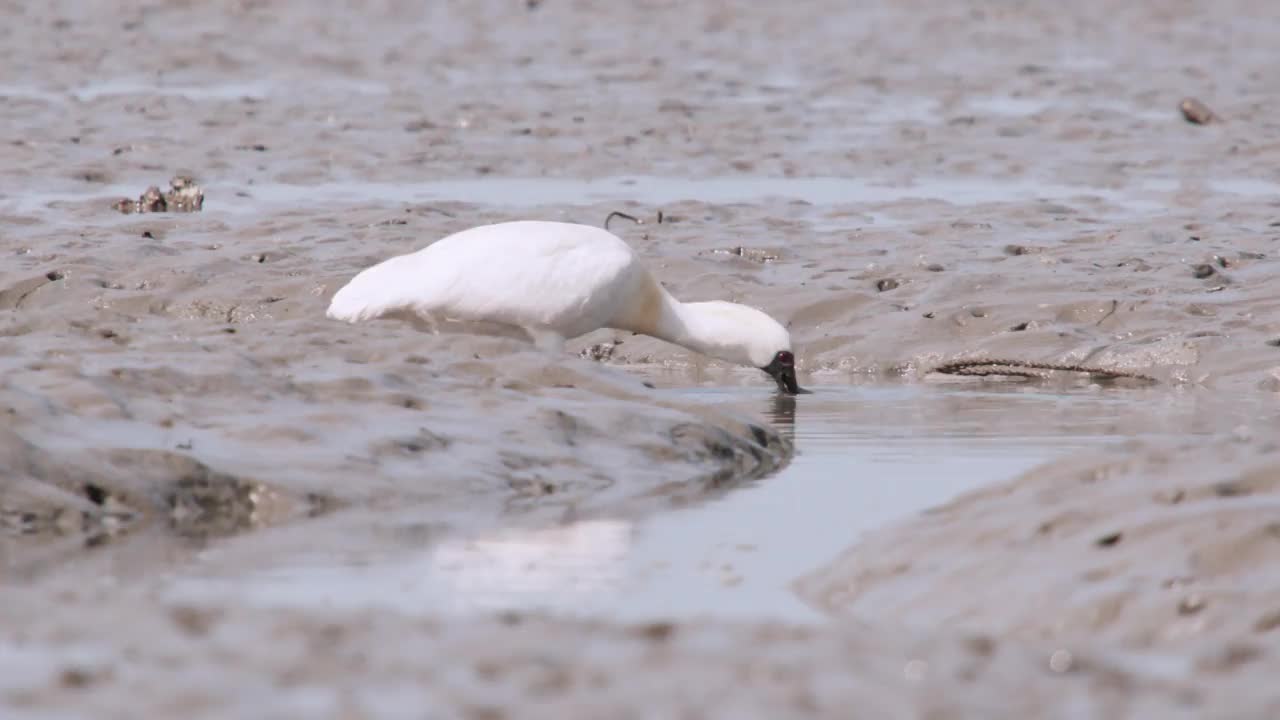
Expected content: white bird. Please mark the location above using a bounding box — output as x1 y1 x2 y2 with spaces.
326 220 805 394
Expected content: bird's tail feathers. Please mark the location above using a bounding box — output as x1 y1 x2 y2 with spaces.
326 255 418 323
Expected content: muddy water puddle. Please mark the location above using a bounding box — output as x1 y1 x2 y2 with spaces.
162 382 1261 624
10 174 1280 218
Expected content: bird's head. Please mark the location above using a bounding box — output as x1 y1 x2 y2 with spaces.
684 302 808 395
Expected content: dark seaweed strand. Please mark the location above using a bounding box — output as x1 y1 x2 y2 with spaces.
603 211 641 231
930 358 1158 384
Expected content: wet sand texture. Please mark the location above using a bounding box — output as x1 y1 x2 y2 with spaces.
5 580 1280 720
797 436 1280 649
4 0 1280 717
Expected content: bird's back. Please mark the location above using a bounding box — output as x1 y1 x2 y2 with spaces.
327 221 644 338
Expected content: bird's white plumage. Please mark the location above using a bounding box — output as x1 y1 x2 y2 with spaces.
327 220 792 370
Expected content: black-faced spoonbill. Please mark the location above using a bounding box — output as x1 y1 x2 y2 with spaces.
326 220 806 394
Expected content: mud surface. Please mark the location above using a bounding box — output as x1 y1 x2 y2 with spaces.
4 0 1280 717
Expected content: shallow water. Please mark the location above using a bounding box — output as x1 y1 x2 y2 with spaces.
11 173 1280 227
162 382 1263 624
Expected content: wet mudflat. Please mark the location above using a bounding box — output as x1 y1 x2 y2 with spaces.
5 0 1280 717
158 382 1275 626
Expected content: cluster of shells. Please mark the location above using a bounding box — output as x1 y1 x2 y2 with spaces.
114 176 204 214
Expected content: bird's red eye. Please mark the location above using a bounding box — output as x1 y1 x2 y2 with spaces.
777 351 793 366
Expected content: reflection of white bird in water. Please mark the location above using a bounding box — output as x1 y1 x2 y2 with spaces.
429 519 632 613
327 220 805 394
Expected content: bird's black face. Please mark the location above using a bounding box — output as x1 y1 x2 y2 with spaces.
761 350 809 395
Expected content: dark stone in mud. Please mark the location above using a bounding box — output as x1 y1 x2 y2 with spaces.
404 118 438 132
113 176 204 214
1254 610 1280 633
1213 481 1250 498
79 168 111 183
962 634 997 657
636 621 676 642
876 278 900 292
58 666 102 689
170 605 224 637
380 428 451 455
1095 531 1123 548
83 482 108 506
1191 264 1216 279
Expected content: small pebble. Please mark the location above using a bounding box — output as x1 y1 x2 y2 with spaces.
1191 264 1216 279
1179 97 1218 125
1178 595 1207 615
638 621 675 641
1048 650 1073 673
1253 610 1280 633
83 483 108 506
58 667 96 689
902 659 927 682
1095 531 1123 548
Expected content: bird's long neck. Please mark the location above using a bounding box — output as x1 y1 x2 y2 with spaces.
610 275 735 362
644 287 731 362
